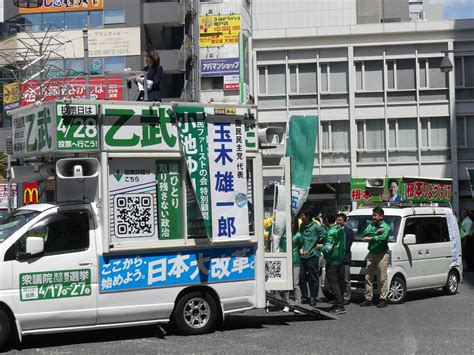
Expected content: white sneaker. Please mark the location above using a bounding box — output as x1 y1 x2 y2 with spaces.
283 306 290 312
294 309 303 314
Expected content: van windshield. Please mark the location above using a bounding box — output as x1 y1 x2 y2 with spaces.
347 216 401 243
0 210 39 243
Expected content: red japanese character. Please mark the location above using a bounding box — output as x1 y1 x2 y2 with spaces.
351 189 361 201
362 189 372 200
405 182 415 199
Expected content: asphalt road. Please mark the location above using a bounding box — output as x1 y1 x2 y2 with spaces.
6 272 474 354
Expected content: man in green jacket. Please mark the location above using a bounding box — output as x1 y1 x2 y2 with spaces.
298 208 326 306
317 214 346 314
360 207 392 308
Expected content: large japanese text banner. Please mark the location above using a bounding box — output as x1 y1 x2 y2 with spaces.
208 114 250 242
99 246 255 292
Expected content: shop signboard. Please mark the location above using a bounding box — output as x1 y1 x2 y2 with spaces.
199 15 241 47
19 0 103 14
21 77 123 106
201 58 240 77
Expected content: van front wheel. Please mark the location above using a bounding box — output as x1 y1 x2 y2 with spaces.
387 276 407 304
443 270 459 295
0 309 11 349
172 291 218 335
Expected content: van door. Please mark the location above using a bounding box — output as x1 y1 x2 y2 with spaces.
411 216 451 287
8 209 98 331
402 217 429 288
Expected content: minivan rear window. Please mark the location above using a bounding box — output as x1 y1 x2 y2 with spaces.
346 216 401 243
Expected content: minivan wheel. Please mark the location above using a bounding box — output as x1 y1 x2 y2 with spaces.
387 276 407 304
443 270 459 295
0 309 11 349
172 291 218 335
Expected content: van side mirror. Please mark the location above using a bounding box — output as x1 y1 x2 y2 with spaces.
403 234 416 245
17 237 45 261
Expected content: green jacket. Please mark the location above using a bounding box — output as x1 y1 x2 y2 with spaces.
318 224 346 266
460 216 473 239
300 221 326 259
280 232 302 266
362 220 391 254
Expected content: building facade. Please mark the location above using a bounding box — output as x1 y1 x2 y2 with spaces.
252 15 474 213
0 0 195 129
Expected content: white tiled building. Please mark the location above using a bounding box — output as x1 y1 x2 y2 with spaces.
252 12 474 213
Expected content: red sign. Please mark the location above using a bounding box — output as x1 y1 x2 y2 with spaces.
23 181 39 205
21 77 123 106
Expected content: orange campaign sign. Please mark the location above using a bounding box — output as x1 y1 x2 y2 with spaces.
23 181 39 205
19 0 103 14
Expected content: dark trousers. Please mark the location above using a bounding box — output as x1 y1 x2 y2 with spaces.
326 264 345 307
299 256 319 299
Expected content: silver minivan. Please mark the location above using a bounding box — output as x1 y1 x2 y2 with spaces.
346 206 462 304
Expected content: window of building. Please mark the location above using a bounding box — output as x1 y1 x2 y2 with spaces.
387 59 416 90
201 77 224 91
420 117 450 161
356 119 385 163
64 11 88 29
104 57 125 72
288 63 317 94
355 60 383 91
66 59 85 75
457 116 474 160
320 62 348 93
388 118 417 162
22 14 42 32
89 10 103 28
321 120 350 164
419 58 448 89
42 12 65 31
104 9 125 24
257 65 286 95
455 56 474 88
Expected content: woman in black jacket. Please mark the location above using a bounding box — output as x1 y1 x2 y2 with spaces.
132 49 163 102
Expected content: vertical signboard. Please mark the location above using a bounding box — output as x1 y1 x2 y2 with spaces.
156 160 183 240
239 32 250 103
208 114 249 241
12 106 55 158
176 107 212 238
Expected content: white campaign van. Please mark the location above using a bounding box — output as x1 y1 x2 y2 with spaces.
0 100 296 349
347 206 463 304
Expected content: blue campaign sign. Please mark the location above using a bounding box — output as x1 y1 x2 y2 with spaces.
201 58 240 77
99 245 255 292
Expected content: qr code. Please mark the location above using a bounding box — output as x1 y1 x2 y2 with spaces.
114 193 155 238
265 260 282 281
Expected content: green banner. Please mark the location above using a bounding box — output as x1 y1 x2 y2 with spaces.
176 107 212 238
286 115 318 188
351 177 452 204
157 160 183 240
20 269 91 301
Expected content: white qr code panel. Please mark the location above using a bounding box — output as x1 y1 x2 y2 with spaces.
265 257 288 282
114 193 156 238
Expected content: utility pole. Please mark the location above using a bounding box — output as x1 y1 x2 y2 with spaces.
83 29 90 99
